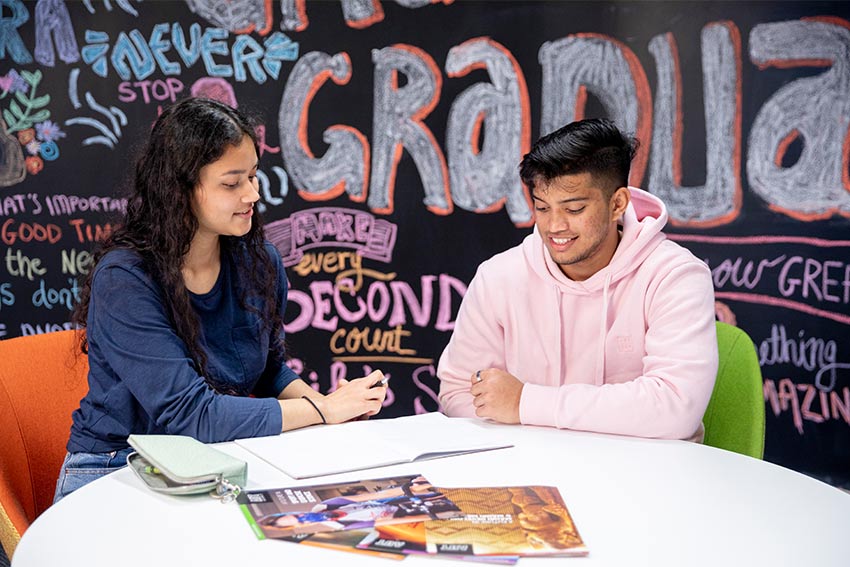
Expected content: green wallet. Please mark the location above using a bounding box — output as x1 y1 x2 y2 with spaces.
127 434 247 501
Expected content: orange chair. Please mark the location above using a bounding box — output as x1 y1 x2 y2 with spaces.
0 330 89 559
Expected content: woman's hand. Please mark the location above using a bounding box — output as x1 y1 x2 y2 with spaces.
318 370 387 423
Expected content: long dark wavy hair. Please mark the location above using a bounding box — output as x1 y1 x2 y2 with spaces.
72 97 284 395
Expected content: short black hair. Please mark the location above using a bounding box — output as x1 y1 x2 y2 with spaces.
519 118 638 198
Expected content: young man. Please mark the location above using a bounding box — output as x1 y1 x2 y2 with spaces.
437 118 718 440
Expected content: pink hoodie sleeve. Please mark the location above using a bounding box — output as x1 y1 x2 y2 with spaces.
520 261 718 440
438 267 506 418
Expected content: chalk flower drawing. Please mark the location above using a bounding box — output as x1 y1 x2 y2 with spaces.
25 139 41 156
0 70 28 95
16 128 35 145
0 79 64 177
36 120 66 143
25 156 43 175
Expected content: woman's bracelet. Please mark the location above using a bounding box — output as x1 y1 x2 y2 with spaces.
302 396 327 424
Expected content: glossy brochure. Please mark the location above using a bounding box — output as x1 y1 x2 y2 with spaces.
238 474 462 539
359 486 588 558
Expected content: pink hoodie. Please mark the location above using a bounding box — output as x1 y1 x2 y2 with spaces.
438 188 718 440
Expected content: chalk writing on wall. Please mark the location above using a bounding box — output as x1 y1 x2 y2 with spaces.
539 33 651 188
0 0 848 488
279 51 369 202
747 18 850 220
266 206 465 414
445 37 532 225
647 22 741 226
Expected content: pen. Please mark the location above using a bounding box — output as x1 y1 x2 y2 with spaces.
370 376 389 388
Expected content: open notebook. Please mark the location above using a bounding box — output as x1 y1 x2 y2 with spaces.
234 413 513 479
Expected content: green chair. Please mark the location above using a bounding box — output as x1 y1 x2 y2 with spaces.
702 322 766 459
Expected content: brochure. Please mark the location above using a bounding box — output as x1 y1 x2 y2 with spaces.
425 486 587 557
280 530 405 561
238 474 463 539
358 522 519 564
359 486 587 558
234 412 513 479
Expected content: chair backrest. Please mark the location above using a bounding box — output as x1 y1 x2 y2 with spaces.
0 330 89 558
702 322 765 459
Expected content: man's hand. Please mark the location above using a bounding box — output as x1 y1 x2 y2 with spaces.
469 368 523 424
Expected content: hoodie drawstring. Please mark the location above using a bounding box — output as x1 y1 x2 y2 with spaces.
595 273 612 386
556 288 564 383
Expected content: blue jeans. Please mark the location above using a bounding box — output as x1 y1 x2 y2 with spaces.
53 447 135 504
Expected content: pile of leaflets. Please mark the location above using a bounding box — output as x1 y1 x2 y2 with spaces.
237 474 588 563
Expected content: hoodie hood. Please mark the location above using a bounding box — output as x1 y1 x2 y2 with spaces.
523 187 668 294
520 187 670 388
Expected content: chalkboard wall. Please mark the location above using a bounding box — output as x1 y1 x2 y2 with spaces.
1 0 848 488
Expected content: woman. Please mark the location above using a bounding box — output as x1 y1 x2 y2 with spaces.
54 98 386 502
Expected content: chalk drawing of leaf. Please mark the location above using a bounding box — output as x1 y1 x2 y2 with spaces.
8 99 24 118
3 69 51 133
15 90 51 111
29 94 50 107
2 111 16 131
29 110 50 123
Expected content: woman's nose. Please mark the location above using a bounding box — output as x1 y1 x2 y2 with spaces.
243 182 260 203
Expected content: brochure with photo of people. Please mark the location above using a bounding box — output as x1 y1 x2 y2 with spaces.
238 474 462 539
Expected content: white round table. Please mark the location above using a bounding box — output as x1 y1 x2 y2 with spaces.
13 420 850 566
